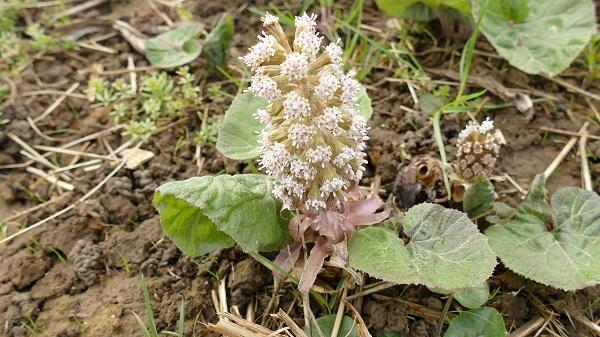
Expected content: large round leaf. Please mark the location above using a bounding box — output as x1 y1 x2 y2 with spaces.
216 87 374 160
348 203 497 290
154 174 291 255
473 0 597 76
444 307 505 337
145 21 203 68
485 175 600 290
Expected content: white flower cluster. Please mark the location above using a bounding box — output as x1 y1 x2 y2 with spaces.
456 118 503 180
241 13 369 213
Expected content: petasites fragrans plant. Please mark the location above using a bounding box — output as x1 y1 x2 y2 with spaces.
153 13 497 295
242 12 392 292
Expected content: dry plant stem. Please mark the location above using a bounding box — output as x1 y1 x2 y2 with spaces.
27 117 70 142
0 142 141 244
573 314 600 335
128 57 137 92
578 132 593 191
331 286 348 337
149 0 174 26
33 145 114 160
533 315 553 337
54 159 103 173
50 0 107 21
77 42 116 54
0 76 17 108
539 126 600 141
21 90 87 99
544 75 600 102
543 122 589 179
436 294 453 337
33 82 80 123
345 282 394 300
371 294 453 322
4 198 57 223
26 167 74 191
343 299 372 337
508 317 545 337
260 277 281 326
275 309 308 337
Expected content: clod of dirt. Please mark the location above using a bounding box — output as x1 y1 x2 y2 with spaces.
228 259 270 306
408 319 437 337
490 293 529 327
68 240 103 286
2 250 51 290
363 300 410 335
30 263 77 301
100 216 163 271
99 194 138 225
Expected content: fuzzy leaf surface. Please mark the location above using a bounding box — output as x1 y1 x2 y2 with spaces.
145 21 203 68
463 175 495 218
473 0 597 76
485 175 600 290
431 282 490 309
154 174 291 255
348 203 497 290
443 307 505 337
216 87 373 160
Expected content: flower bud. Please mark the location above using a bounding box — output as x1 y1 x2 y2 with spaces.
455 118 503 180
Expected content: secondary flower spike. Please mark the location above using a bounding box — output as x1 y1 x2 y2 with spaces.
242 13 388 293
456 118 503 180
242 13 368 214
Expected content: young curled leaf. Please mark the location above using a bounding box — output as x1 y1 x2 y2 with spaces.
154 174 291 255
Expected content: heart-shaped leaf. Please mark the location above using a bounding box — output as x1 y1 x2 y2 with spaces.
485 175 600 290
154 174 291 255
216 87 374 160
145 21 203 68
463 175 495 218
348 203 497 290
443 307 505 337
472 0 597 76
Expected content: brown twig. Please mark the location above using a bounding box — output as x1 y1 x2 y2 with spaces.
543 122 589 179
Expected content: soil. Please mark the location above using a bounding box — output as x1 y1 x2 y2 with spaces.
1 1 599 337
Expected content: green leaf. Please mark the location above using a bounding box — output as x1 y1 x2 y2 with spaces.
453 283 490 309
154 174 291 255
216 87 373 160
216 92 268 160
153 192 234 256
376 0 471 18
485 175 600 290
348 203 497 290
431 282 490 309
145 21 203 68
305 315 359 337
202 13 234 67
473 0 597 76
443 307 505 337
463 175 495 218
402 3 437 22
